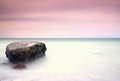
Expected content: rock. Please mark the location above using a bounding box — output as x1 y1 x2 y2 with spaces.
5 41 47 63
12 63 27 69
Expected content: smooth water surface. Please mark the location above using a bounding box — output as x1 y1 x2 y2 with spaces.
0 39 120 81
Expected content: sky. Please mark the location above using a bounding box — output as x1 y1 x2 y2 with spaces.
0 0 120 38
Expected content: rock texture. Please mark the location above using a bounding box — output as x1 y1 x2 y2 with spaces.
5 41 47 63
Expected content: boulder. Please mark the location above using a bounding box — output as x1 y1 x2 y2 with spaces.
5 41 47 63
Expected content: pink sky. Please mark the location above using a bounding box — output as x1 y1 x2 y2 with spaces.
0 0 120 38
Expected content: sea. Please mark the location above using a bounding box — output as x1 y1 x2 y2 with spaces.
0 38 120 81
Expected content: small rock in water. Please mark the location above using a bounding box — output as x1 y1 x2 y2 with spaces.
12 63 27 69
5 41 47 63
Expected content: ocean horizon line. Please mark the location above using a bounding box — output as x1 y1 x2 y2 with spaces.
0 38 120 41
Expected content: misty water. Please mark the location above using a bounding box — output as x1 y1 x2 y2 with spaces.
0 39 120 81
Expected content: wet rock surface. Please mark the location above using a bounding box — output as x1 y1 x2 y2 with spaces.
5 41 47 63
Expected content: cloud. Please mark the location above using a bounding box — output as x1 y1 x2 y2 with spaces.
0 21 120 38
0 0 120 15
0 10 119 38
0 0 120 38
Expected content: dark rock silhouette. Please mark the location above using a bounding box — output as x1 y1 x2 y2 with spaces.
5 41 47 64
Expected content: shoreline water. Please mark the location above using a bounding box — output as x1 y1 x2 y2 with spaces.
0 38 120 43
0 38 120 81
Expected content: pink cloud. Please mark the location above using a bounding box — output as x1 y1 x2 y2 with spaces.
0 0 120 38
0 0 120 15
